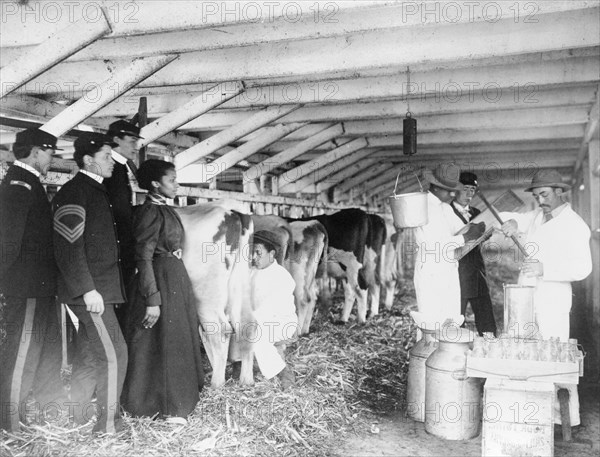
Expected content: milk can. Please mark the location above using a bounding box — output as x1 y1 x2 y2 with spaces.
425 327 483 440
504 284 536 339
407 328 438 422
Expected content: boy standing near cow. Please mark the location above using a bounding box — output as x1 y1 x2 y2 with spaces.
52 133 128 434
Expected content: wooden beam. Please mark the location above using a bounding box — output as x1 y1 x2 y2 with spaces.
137 97 148 162
278 138 368 192
366 125 585 149
1 1 388 48
243 123 344 181
282 148 374 193
139 81 244 148
334 162 390 195
174 104 301 170
24 8 600 90
0 94 200 150
0 16 110 99
202 122 307 182
4 2 593 60
41 55 178 137
95 57 600 117
23 8 600 92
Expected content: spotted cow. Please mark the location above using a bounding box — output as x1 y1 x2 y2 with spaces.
177 203 255 387
299 208 371 323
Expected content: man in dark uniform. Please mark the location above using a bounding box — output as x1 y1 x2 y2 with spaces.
52 132 128 434
450 172 497 336
105 121 141 299
0 128 67 431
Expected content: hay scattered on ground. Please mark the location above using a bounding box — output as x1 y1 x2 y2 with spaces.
1 286 417 457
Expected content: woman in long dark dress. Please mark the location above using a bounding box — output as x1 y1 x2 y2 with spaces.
121 159 203 423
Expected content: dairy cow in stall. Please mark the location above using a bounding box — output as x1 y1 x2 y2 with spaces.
298 208 371 323
381 221 405 310
176 203 255 388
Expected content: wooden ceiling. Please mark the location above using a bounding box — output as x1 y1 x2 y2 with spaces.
1 0 599 207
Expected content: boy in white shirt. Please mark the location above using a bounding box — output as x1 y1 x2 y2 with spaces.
250 230 298 388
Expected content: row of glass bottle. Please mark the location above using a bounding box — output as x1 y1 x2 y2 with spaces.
470 334 579 362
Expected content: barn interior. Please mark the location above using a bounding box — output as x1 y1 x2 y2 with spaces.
1 1 599 456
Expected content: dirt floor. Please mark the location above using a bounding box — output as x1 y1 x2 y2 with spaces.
338 382 599 457
337 246 600 457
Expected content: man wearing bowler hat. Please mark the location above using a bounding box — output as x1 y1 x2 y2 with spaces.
501 168 592 428
450 172 497 336
0 128 67 431
105 120 142 325
413 164 486 325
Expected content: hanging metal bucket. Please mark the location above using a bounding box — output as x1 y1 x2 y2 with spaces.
388 173 428 228
503 284 536 339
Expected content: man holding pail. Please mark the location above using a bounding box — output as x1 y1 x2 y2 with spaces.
500 169 592 427
412 164 486 327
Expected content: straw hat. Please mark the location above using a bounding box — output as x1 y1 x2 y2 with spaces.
422 164 463 191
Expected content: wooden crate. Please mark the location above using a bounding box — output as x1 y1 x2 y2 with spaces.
482 379 554 457
466 351 583 384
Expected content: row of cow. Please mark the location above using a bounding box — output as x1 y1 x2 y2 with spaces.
176 203 405 387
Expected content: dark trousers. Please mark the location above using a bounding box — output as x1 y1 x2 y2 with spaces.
68 304 127 434
0 296 67 431
461 294 497 336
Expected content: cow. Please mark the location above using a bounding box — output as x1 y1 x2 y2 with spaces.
381 221 405 310
364 214 387 318
177 203 255 388
253 214 327 336
287 220 328 335
299 208 371 323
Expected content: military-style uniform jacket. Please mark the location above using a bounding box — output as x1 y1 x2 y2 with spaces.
0 164 56 297
104 159 136 285
52 172 125 305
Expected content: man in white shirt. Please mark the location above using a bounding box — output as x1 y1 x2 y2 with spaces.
413 164 485 327
501 169 592 427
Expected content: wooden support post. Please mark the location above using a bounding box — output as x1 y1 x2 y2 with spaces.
41 55 177 137
139 82 244 148
175 105 301 169
137 97 148 163
0 17 110 99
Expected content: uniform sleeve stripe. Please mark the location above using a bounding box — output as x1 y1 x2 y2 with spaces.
54 204 86 244
10 180 31 191
55 204 86 219
54 223 85 243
